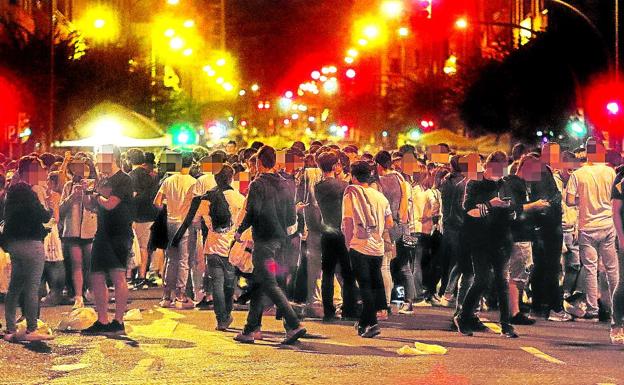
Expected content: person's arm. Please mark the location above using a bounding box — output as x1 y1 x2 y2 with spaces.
96 194 120 211
566 173 578 207
171 195 204 246
613 199 624 250
235 181 259 238
58 182 74 217
153 179 167 209
341 192 354 249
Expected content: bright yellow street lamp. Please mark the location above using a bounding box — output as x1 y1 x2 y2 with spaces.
164 28 175 37
398 27 409 37
381 1 403 19
183 19 195 28
363 25 380 39
347 48 358 57
167 0 179 5
94 19 106 29
251 84 260 92
169 37 185 50
182 48 193 56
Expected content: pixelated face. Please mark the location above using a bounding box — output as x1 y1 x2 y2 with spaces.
485 160 507 181
22 162 47 188
286 154 304 174
276 150 286 171
68 160 89 180
518 157 542 182
427 145 450 164
460 153 481 181
159 153 182 173
401 152 419 178
96 146 115 177
542 143 561 169
233 171 250 194
200 155 224 174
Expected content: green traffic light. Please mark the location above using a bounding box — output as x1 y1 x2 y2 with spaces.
170 122 196 146
566 120 587 138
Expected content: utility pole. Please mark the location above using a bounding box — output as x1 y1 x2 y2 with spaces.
49 0 56 149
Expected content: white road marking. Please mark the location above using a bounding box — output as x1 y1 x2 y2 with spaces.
520 347 565 364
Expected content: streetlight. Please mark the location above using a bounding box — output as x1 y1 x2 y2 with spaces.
169 37 185 50
183 19 195 28
398 27 409 37
251 84 260 92
455 17 468 30
167 0 180 5
381 1 403 19
347 48 358 57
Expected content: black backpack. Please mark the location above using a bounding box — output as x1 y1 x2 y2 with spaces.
206 187 233 232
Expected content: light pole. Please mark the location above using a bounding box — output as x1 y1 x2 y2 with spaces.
49 0 56 148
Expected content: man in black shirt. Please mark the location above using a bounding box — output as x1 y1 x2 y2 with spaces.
127 148 159 289
315 151 357 321
82 147 133 336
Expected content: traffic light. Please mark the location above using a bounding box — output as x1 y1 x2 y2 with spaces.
566 118 588 138
16 112 31 143
607 101 621 116
170 122 196 147
414 0 432 19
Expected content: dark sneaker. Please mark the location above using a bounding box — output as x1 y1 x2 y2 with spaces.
360 324 381 338
234 332 255 344
132 279 149 291
105 320 126 336
322 314 339 323
578 310 599 322
469 317 488 332
501 323 519 338
195 297 213 310
281 327 307 345
510 313 536 325
216 316 234 331
454 316 473 336
81 321 109 335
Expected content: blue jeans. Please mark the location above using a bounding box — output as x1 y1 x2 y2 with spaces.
396 241 425 303
613 249 624 327
579 227 619 312
207 254 236 323
243 239 301 334
562 231 581 297
5 240 45 333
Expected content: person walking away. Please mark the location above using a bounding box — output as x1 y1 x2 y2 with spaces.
233 146 306 345
610 160 624 344
2 156 54 342
81 147 134 336
315 151 357 321
127 148 159 290
566 138 619 322
342 161 393 338
173 165 244 331
455 151 519 338
40 171 66 307
153 152 198 309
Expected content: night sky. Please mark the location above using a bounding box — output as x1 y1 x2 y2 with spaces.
227 0 355 92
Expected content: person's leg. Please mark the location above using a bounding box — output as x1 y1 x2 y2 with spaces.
459 244 489 321
81 243 93 294
335 234 357 317
188 223 204 301
110 270 128 323
396 241 416 304
381 231 393 307
492 246 512 325
598 228 620 311
164 222 183 299
579 230 600 312
350 250 376 328
16 242 45 332
134 222 152 280
612 249 624 328
562 231 580 298
369 256 384 324
208 254 226 323
5 247 26 333
542 225 564 312
305 231 323 307
91 272 109 324
411 242 426 302
320 233 338 317
70 244 84 300
254 240 300 330
223 257 236 318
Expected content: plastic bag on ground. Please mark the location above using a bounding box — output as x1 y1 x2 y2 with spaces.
123 308 143 321
57 307 97 332
397 342 448 356
16 318 54 336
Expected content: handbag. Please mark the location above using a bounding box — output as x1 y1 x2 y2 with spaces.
149 206 169 251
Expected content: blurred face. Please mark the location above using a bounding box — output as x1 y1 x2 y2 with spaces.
484 160 506 181
542 143 560 170
460 153 481 181
518 158 542 182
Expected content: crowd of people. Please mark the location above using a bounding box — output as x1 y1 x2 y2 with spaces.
0 136 623 346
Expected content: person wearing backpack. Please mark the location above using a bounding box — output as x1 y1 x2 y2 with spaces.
172 165 244 331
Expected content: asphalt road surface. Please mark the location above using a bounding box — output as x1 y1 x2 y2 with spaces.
0 289 623 385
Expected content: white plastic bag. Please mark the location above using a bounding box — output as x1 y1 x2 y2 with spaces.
0 247 11 294
57 307 98 332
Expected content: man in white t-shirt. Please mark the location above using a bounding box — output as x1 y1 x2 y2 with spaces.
342 161 393 338
154 152 198 309
566 138 619 320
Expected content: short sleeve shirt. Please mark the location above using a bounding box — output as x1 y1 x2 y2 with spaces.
158 173 197 222
567 164 615 231
97 170 134 239
342 186 391 256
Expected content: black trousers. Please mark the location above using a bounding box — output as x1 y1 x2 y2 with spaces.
531 223 564 313
460 239 512 325
349 249 384 328
321 232 358 318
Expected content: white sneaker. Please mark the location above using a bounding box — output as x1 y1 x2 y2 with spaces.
23 330 55 342
413 299 432 307
547 310 573 322
158 298 173 308
398 303 413 315
174 297 195 310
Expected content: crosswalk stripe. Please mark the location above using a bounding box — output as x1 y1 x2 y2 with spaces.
482 322 502 334
520 347 565 364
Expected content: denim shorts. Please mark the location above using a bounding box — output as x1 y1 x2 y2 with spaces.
508 241 533 284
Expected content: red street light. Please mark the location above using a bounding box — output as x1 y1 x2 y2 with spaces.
607 101 621 115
